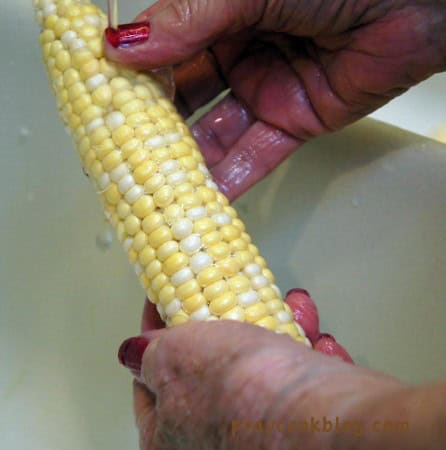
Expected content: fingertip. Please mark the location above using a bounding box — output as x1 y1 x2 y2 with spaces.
314 334 354 364
141 298 165 333
285 289 320 344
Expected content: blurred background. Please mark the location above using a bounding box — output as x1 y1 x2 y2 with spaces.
1 1 445 449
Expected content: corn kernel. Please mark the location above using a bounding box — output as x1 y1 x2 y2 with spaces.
156 241 179 262
278 323 300 340
182 293 206 314
127 149 147 168
208 242 230 260
209 292 238 316
79 58 99 80
92 84 112 107
128 249 138 263
176 279 200 300
102 150 122 172
255 316 279 331
170 311 189 326
255 256 267 268
124 215 141 235
113 89 135 109
72 93 92 114
258 287 276 302
163 252 189 276
112 125 134 146
235 250 254 267
145 260 162 279
104 183 121 205
230 238 248 251
197 186 216 203
87 37 102 58
121 98 146 116
55 50 71 71
227 275 251 294
193 218 216 235
159 284 176 306
170 142 191 158
142 212 164 234
126 112 150 128
135 123 157 139
201 231 222 248
197 266 223 287
266 299 283 314
90 126 110 145
153 185 174 208
132 231 148 252
144 173 165 194
221 225 241 242
188 170 206 186
152 273 169 292
221 306 245 321
148 225 172 248
139 246 156 266
132 195 155 218
216 257 240 277
164 204 184 223
203 280 228 301
245 303 269 323
179 156 197 170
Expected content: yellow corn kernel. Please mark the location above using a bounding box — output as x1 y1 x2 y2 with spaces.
176 279 200 300
144 173 165 194
164 204 184 223
152 273 169 292
113 89 135 109
112 125 134 146
142 212 164 234
159 284 176 306
139 246 156 266
91 84 112 107
153 185 174 208
227 275 251 294
156 241 179 262
216 257 240 277
221 225 241 242
197 266 223 287
201 231 222 248
102 150 122 172
163 252 189 276
145 260 162 279
182 293 206 314
121 98 146 116
193 218 215 235
258 287 276 302
127 149 147 168
265 299 283 314
126 112 150 128
128 249 138 264
170 310 189 326
148 225 172 248
209 291 238 316
55 50 71 71
203 280 228 301
124 215 141 236
255 316 279 331
104 183 121 205
132 231 148 252
221 306 245 321
132 195 155 219
245 303 269 323
208 242 230 260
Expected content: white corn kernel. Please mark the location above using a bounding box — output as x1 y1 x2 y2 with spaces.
61 30 77 46
171 268 194 287
190 252 212 273
187 206 206 220
125 185 144 204
69 38 86 51
238 290 259 307
167 171 187 185
159 160 180 174
276 310 292 323
251 275 269 289
86 73 107 91
244 263 262 277
190 305 210 321
105 111 126 130
165 132 182 144
145 136 165 148
172 218 193 240
86 117 104 133
43 3 57 16
110 163 128 182
123 238 133 252
118 174 135 194
165 298 181 316
98 173 110 190
179 234 201 255
212 213 232 226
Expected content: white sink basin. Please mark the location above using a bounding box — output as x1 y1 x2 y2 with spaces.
1 1 445 449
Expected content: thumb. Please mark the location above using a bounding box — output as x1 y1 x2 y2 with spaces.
104 0 267 68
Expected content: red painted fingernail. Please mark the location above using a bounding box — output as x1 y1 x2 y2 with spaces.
314 334 354 364
118 336 150 372
286 288 310 297
286 288 320 344
105 22 151 48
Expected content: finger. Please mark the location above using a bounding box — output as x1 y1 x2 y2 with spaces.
190 95 254 168
141 298 165 333
211 121 302 201
314 334 354 364
133 379 158 450
229 43 329 140
173 50 227 117
104 0 268 68
285 289 320 345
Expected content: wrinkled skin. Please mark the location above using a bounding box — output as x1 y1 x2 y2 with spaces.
106 0 446 200
106 1 446 448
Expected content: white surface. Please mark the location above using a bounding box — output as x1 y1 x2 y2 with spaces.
1 1 446 450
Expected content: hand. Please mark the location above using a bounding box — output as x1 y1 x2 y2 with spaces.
118 295 446 450
105 0 446 200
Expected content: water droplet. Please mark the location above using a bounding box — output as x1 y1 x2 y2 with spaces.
96 228 113 250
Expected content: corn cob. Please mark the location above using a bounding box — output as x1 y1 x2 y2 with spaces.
33 0 311 346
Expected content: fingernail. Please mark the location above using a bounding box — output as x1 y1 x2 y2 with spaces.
286 288 310 297
118 336 150 372
105 22 151 48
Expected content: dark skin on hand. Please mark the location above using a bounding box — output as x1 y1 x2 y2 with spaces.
105 1 446 449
